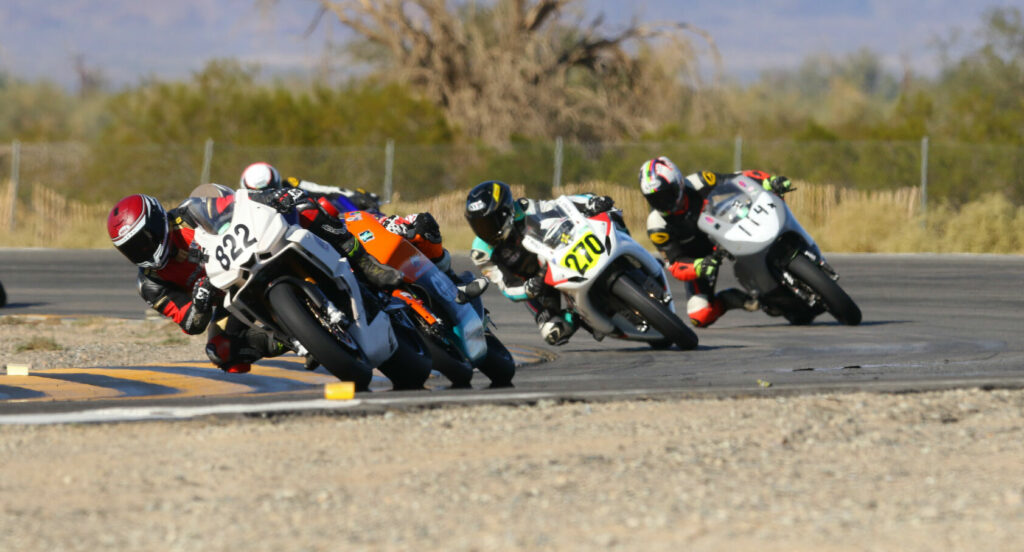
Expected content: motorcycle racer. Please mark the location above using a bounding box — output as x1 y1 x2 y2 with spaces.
639 156 794 327
241 162 486 302
464 180 617 346
107 187 402 373
107 193 284 373
239 161 383 213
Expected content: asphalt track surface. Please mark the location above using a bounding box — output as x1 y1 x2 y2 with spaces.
0 249 1022 422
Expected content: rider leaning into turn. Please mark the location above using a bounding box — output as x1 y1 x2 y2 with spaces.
639 156 794 327
464 180 616 346
107 193 284 373
106 181 404 373
240 162 487 301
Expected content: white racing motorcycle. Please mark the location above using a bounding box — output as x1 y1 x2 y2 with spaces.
521 196 699 350
697 175 862 325
188 188 433 390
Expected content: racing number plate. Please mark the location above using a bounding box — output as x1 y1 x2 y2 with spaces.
213 222 258 270
559 231 605 275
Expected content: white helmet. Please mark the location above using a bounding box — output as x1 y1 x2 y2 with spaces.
240 162 282 191
638 156 684 213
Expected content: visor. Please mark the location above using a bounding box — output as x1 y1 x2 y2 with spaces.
644 186 679 214
116 210 169 267
469 214 505 245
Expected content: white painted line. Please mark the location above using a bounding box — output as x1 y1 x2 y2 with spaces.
0 398 366 425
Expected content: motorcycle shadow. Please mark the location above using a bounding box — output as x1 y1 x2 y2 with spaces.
718 319 902 329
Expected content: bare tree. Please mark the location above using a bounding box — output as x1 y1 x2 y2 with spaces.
310 0 720 143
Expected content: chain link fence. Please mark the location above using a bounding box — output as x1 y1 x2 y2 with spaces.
1 138 1022 213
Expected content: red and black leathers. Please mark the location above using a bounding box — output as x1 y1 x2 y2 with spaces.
136 198 280 372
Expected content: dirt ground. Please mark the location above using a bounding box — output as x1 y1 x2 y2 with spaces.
1 316 1023 551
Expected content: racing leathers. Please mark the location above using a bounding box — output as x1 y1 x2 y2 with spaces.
135 198 283 373
288 178 486 301
283 177 383 213
470 194 616 345
648 169 789 327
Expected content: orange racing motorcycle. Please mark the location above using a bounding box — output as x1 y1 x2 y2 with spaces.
343 210 516 387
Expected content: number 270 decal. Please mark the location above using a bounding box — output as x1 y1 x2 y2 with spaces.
560 232 605 275
214 224 257 270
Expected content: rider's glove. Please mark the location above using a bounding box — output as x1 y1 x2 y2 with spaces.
694 256 720 280
764 175 793 196
524 275 546 298
582 195 614 216
252 187 306 213
191 276 219 314
667 261 701 282
408 212 442 244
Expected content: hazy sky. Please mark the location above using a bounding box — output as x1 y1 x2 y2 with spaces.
0 0 1017 89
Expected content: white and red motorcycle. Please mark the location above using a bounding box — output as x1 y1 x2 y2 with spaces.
697 174 861 325
521 196 699 350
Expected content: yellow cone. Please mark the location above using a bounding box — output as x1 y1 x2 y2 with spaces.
324 381 355 400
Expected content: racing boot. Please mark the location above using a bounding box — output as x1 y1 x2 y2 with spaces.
316 214 404 289
450 270 489 304
536 309 578 346
350 245 403 289
434 251 489 303
686 294 725 328
718 288 759 312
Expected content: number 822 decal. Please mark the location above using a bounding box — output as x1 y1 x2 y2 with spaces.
214 224 258 270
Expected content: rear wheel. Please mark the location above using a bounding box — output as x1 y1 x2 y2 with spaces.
377 319 434 390
0 280 6 308
476 332 515 387
786 254 862 326
610 274 699 350
268 283 373 390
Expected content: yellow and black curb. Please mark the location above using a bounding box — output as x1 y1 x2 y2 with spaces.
0 346 549 403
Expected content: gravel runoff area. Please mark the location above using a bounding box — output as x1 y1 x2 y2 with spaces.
2 316 1024 551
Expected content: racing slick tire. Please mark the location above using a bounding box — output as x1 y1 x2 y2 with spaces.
786 254 862 326
268 282 374 390
611 274 699 350
376 319 434 390
476 331 516 388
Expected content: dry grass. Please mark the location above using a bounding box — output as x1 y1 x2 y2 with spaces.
3 180 1021 254
14 335 62 353
0 182 110 248
392 181 1024 254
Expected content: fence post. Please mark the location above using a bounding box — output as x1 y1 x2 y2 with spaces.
8 139 20 231
552 136 563 192
733 136 743 171
199 138 214 185
383 139 395 202
920 136 929 226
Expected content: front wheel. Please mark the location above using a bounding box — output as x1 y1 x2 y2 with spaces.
786 254 862 326
476 332 516 387
268 283 373 390
610 275 699 350
0 280 6 308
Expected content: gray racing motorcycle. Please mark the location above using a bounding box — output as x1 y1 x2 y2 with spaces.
697 174 862 325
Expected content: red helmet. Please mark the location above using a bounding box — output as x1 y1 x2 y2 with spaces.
240 162 282 191
107 194 171 268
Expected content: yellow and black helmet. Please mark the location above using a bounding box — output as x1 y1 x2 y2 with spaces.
465 180 518 245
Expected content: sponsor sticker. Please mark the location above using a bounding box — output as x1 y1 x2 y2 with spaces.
468 199 486 212
701 171 717 186
358 230 374 242
650 232 670 244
